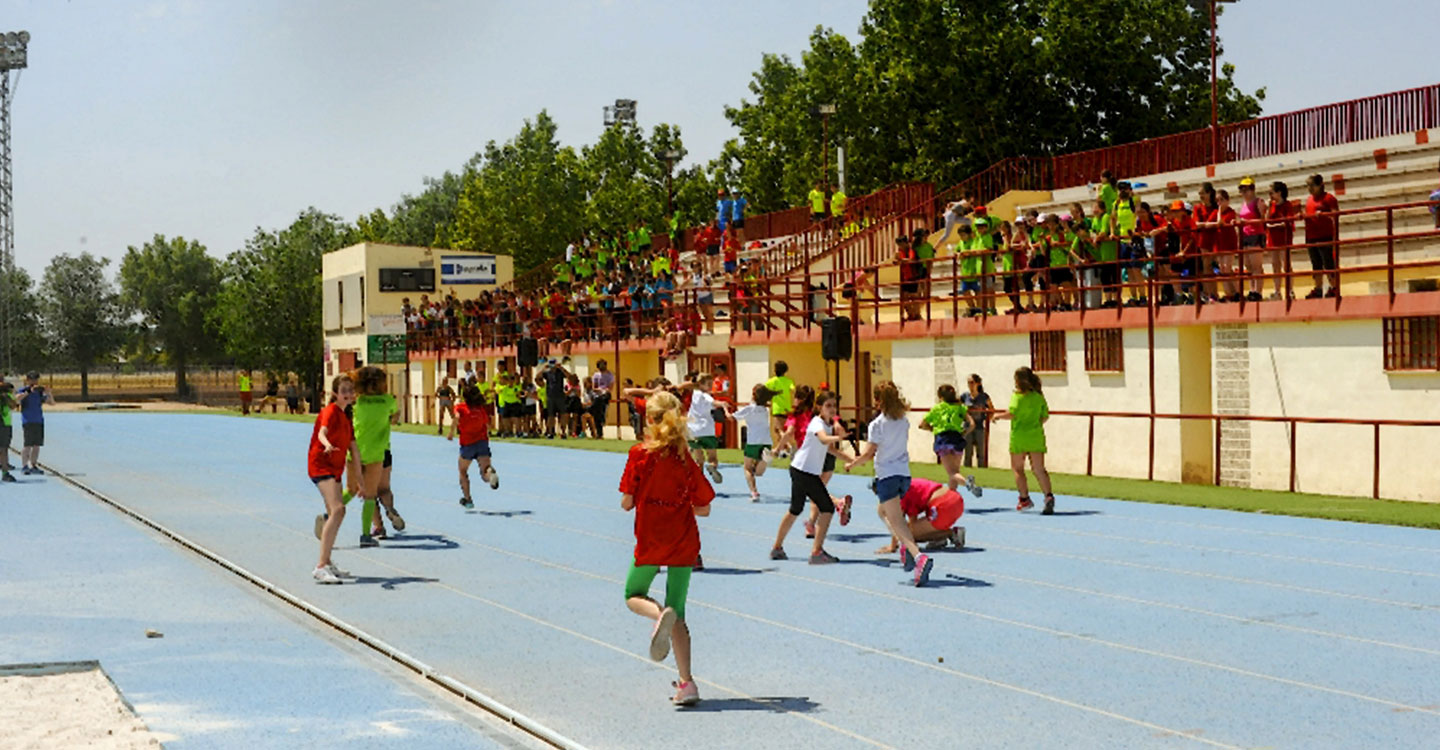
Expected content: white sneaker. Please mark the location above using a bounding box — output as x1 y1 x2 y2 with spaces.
761 447 774 463
312 566 343 584
950 526 966 549
325 563 351 578
707 465 723 484
485 467 500 490
965 474 982 497
649 607 677 661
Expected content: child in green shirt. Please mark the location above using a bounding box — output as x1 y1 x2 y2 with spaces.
351 366 404 545
992 366 1055 514
919 384 980 494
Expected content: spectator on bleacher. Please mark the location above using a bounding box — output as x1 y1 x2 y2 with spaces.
696 221 721 276
1430 159 1440 229
1236 178 1268 302
1091 197 1122 308
831 188 847 224
1192 183 1221 302
716 189 732 235
1303 174 1341 299
1044 213 1081 310
1129 200 1163 307
895 234 924 321
808 182 827 223
972 206 999 315
1160 200 1198 304
683 264 716 335
1003 220 1030 313
1098 170 1120 214
911 228 936 300
955 224 980 315
1214 189 1242 301
731 192 747 242
722 231 741 275
1113 183 1146 307
667 213 684 254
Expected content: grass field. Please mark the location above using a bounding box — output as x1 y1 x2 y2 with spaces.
230 409 1440 530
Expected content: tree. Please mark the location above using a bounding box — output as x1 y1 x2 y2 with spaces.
119 234 223 398
38 253 125 400
214 208 347 400
0 264 48 374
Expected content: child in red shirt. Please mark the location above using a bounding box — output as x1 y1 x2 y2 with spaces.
308 374 364 584
447 384 498 508
620 390 713 706
1215 189 1241 300
877 477 967 553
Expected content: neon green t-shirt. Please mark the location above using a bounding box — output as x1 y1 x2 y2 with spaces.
831 190 847 217
1008 391 1049 454
1090 216 1119 263
961 236 982 277
553 262 572 283
1049 231 1071 267
764 375 795 416
573 257 594 278
1099 183 1119 214
914 241 935 261
650 256 671 278
1 397 12 427
636 226 652 247
498 384 520 406
238 374 251 393
353 393 397 465
808 189 825 214
923 401 969 435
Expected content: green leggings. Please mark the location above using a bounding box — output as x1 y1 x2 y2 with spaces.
341 490 377 534
625 561 692 619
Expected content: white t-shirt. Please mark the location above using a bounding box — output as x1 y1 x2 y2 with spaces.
791 416 830 475
867 412 911 480
687 390 716 438
733 404 771 446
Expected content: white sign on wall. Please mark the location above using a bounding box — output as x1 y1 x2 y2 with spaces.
441 254 497 285
368 314 406 335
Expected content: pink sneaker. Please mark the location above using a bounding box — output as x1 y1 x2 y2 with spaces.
649 607 677 662
671 679 700 706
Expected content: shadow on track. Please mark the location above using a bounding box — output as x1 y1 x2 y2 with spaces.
350 575 441 590
379 534 459 551
679 696 820 713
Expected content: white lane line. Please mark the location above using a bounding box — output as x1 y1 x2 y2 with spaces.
1094 512 1440 555
976 518 1440 579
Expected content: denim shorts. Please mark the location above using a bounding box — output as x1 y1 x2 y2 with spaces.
874 475 912 502
460 440 491 460
960 280 980 293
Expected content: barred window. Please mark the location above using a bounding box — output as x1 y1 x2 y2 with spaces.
1030 330 1067 373
1084 328 1125 372
1383 316 1440 371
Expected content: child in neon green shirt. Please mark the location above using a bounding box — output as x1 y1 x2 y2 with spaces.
350 366 404 545
993 366 1054 514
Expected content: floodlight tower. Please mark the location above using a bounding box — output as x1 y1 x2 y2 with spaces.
0 30 28 375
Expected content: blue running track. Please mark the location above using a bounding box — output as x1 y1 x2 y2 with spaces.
6 412 1440 749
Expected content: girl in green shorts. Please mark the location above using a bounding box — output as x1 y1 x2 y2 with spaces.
733 384 776 501
992 366 1056 515
619 390 713 706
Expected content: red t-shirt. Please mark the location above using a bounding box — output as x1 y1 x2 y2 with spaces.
901 477 944 517
724 238 739 263
1267 200 1295 249
899 478 964 529
307 403 353 478
455 402 490 445
1304 192 1339 241
1192 204 1218 251
619 444 714 566
1215 207 1239 252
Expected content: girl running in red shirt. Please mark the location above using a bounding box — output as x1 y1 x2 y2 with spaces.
620 390 713 706
447 384 499 509
308 374 364 584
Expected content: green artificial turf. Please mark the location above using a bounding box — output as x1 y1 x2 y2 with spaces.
211 409 1440 529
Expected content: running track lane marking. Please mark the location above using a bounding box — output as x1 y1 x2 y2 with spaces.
472 505 1440 718
52 458 900 750
1083 512 1440 555
64 457 1244 750
32 460 591 750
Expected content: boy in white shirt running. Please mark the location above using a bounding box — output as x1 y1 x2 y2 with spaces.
732 384 776 501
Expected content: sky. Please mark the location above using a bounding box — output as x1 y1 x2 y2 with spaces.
2 0 1437 278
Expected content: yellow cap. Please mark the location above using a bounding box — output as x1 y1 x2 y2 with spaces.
1239 177 1255 187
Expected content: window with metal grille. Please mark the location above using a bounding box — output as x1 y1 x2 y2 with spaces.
1029 330 1067 373
1084 328 1125 372
1383 316 1440 371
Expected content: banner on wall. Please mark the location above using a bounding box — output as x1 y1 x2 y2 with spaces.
440 254 497 285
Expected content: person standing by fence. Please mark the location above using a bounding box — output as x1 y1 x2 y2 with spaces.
16 372 52 475
238 369 253 415
0 379 15 482
960 374 992 468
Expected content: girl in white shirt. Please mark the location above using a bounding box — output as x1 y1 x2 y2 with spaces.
733 384 776 501
684 374 727 484
770 391 850 564
846 381 935 586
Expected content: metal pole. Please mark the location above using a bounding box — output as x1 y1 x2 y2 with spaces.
1147 274 1156 481
1210 0 1220 166
822 112 830 196
1372 422 1381 499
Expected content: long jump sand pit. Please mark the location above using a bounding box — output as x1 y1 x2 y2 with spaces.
0 662 160 750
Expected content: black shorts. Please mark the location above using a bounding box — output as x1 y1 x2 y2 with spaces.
706 244 721 257
789 467 835 516
1049 267 1074 285
310 473 340 485
900 281 919 295
383 449 393 469
286 397 300 410
823 453 837 474
811 212 827 223
1097 262 1120 287
1307 241 1338 272
732 218 745 229
22 422 43 447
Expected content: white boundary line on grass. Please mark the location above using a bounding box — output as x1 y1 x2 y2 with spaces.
33 458 591 750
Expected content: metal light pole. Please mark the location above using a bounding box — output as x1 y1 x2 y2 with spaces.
658 148 682 215
0 30 30 376
1205 0 1239 166
817 103 836 194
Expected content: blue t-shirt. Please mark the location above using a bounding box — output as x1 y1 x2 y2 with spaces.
732 196 747 221
18 386 45 424
717 198 733 223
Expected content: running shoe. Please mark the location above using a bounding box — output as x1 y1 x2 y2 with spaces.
1 473 14 483
693 555 704 571
325 563 351 578
809 550 839 565
671 680 700 706
359 534 378 548
460 496 474 509
913 553 934 586
1042 495 1055 516
949 526 966 549
769 547 788 560
965 474 982 497
486 467 500 490
372 527 389 540
761 448 774 463
312 566 343 584
649 607 678 661
924 539 948 551
804 519 816 538
749 492 760 502
899 545 915 572
385 506 406 531
838 495 852 526
313 514 325 540
1016 496 1034 512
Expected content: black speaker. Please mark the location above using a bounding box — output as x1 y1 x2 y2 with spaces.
822 317 852 361
517 338 539 367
